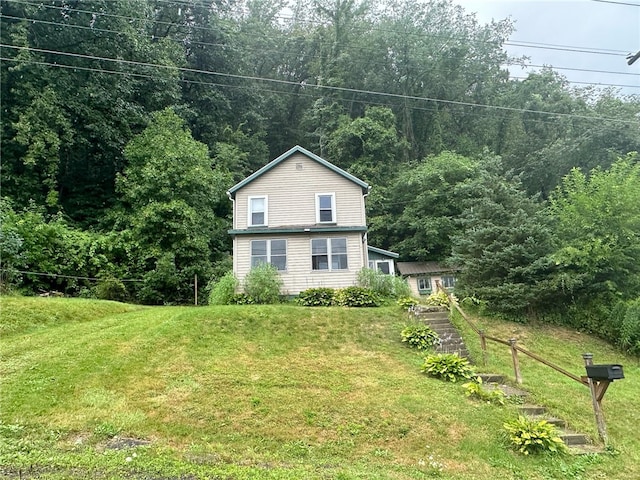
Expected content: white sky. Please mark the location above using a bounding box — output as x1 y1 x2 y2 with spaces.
454 0 640 95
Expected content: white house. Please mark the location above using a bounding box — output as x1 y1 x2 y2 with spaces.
227 145 373 295
396 261 458 297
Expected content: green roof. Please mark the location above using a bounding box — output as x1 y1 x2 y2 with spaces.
367 246 399 259
227 145 370 198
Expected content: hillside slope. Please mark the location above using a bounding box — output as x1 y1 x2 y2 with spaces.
0 298 637 479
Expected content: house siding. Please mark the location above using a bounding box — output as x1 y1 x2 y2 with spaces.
233 153 366 230
235 232 366 295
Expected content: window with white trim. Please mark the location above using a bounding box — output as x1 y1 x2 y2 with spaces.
417 277 431 294
316 193 336 223
251 239 286 270
311 238 348 271
248 196 267 226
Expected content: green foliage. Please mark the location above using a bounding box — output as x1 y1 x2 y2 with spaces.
503 416 567 455
243 263 282 305
334 286 381 307
230 293 255 305
401 325 439 350
620 298 640 355
397 297 418 309
421 353 476 382
463 379 506 405
296 288 336 307
94 277 127 302
208 272 239 305
423 291 450 307
357 268 411 300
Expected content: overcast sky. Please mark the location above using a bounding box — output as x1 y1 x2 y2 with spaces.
454 0 640 95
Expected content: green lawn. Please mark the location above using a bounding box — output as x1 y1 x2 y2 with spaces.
0 296 636 479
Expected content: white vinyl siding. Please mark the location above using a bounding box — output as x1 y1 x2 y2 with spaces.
248 196 267 226
234 153 366 229
316 193 336 223
235 233 365 295
251 239 286 270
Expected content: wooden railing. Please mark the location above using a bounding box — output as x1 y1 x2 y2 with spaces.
436 282 588 387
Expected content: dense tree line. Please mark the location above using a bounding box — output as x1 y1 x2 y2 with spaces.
1 0 639 350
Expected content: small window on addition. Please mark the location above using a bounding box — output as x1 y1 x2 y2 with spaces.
417 277 431 294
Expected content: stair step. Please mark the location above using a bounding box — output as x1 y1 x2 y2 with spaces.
559 431 590 446
534 416 567 428
478 374 505 383
520 405 546 415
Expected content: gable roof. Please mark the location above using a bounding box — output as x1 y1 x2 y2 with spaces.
227 145 370 198
368 246 399 259
396 261 459 276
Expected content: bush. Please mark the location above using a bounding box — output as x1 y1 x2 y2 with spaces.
503 416 567 455
421 353 476 382
397 296 418 310
620 297 640 355
423 291 450 307
231 293 255 305
208 271 238 305
334 286 381 307
95 277 128 302
463 379 506 405
296 287 335 306
401 325 439 350
243 263 282 304
357 268 411 300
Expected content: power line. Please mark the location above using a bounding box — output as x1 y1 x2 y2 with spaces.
2 43 638 125
3 269 144 282
3 12 637 82
590 0 640 6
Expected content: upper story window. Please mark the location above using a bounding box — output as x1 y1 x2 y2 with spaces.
248 196 267 226
312 238 347 271
316 193 336 223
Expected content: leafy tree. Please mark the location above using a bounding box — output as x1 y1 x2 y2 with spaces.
450 158 557 317
116 108 232 304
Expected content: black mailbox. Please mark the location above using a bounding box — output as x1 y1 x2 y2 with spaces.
586 364 624 381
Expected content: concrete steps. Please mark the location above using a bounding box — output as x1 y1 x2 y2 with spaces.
412 306 470 358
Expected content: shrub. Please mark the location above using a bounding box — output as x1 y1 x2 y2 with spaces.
243 263 282 304
423 291 450 307
401 325 439 350
334 286 381 307
357 268 412 300
231 293 255 305
397 296 418 310
208 271 238 305
296 287 336 307
620 297 640 355
503 416 567 455
421 353 476 382
95 277 128 302
463 378 506 405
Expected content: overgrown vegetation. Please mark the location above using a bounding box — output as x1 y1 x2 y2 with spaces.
463 379 506 406
296 287 336 307
357 268 412 299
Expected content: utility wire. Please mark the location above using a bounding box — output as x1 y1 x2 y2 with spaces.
2 12 637 81
3 269 144 282
590 0 640 6
2 43 638 124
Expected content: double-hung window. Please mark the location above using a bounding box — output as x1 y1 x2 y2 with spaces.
316 193 336 223
248 196 267 226
417 277 431 294
312 238 348 271
251 239 287 270
441 275 456 289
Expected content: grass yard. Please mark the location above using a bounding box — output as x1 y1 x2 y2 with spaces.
0 296 637 479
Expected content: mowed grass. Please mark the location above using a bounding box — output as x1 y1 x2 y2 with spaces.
0 297 635 479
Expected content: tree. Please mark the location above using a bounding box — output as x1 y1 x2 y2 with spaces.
116 108 232 303
449 157 557 317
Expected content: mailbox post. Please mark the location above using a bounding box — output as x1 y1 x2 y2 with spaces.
582 353 624 444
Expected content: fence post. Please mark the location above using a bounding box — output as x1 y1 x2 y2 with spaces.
479 330 487 366
509 338 522 384
583 353 609 444
194 274 198 306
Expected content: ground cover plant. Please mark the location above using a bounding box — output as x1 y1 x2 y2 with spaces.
0 296 637 479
